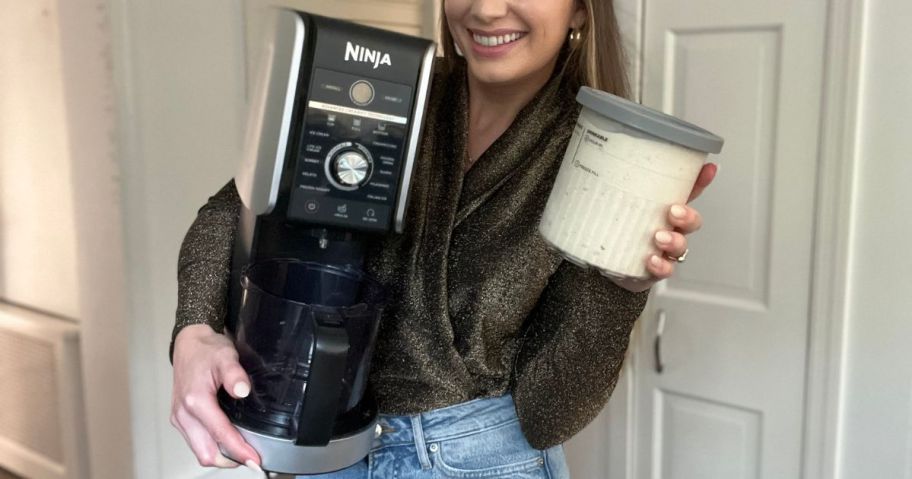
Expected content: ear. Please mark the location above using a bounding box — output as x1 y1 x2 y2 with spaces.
570 1 587 29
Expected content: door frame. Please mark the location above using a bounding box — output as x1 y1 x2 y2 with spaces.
604 0 865 477
801 0 865 477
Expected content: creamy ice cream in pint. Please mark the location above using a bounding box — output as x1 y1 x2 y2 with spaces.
540 87 724 280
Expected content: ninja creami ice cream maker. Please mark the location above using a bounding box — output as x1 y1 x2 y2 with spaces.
218 7 436 474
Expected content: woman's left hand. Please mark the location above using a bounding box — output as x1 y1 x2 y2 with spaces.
613 163 718 293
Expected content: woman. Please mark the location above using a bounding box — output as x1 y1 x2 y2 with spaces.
171 0 716 477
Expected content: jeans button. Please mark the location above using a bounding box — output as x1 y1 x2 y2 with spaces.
428 443 439 453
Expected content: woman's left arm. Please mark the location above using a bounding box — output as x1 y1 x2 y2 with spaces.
511 259 650 449
612 163 718 293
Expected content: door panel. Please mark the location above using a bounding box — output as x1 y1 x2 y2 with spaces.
664 28 779 306
658 390 761 479
634 1 827 478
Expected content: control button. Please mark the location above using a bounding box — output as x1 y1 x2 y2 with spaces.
320 82 342 92
325 142 374 191
366 208 376 218
308 129 330 138
372 140 398 150
350 80 375 106
304 200 319 214
298 184 330 193
333 203 350 219
333 151 370 186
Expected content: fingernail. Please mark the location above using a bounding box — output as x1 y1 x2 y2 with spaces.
234 382 251 398
246 460 266 477
655 231 672 244
650 255 663 267
670 205 686 219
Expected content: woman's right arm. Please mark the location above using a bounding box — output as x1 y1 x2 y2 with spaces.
170 180 261 469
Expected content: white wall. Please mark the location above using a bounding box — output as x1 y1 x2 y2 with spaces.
838 0 912 477
0 0 79 319
112 0 248 477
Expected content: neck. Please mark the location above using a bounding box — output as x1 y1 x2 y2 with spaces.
465 57 559 167
467 60 557 129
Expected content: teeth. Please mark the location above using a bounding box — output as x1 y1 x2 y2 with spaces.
472 32 524 47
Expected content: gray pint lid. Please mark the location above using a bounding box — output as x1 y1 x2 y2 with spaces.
576 86 724 154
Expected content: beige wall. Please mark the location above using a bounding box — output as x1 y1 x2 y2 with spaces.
0 0 79 319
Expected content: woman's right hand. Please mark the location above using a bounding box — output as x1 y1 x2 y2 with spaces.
171 324 261 469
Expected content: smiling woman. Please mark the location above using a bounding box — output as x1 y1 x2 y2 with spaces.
439 0 631 96
170 0 715 477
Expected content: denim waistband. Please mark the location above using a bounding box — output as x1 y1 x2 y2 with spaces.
373 394 518 449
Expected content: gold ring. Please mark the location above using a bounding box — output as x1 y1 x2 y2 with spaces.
668 248 689 263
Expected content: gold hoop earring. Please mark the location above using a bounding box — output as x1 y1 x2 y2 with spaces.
569 29 582 42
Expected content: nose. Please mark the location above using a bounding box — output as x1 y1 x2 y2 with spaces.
470 0 509 22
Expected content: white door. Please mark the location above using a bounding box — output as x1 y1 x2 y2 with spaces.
630 0 827 478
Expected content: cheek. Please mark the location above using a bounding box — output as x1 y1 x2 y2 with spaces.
443 0 468 26
523 7 573 50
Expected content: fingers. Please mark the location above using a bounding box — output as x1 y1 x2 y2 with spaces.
170 328 259 469
216 355 252 400
687 162 718 203
173 408 239 468
668 205 703 235
654 230 687 259
182 392 260 466
649 229 689 280
647 254 675 279
647 165 712 281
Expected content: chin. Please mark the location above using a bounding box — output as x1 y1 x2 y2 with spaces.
466 61 527 86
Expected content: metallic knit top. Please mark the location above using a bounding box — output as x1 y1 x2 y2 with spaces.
172 57 650 449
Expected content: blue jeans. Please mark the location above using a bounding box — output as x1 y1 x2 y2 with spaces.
300 394 569 478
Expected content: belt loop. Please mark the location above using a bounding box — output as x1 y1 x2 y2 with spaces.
410 414 433 470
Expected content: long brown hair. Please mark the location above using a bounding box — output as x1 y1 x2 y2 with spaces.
437 0 631 99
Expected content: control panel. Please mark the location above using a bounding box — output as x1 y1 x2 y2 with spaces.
287 67 414 232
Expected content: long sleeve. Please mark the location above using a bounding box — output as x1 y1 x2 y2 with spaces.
170 180 242 357
511 261 650 449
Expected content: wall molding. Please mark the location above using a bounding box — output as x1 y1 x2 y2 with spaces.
801 0 866 478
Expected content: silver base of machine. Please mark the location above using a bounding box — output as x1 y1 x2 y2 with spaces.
229 420 380 475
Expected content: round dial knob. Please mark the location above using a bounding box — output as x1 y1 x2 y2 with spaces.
332 150 371 187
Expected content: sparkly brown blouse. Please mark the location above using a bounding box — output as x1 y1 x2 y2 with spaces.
173 57 650 449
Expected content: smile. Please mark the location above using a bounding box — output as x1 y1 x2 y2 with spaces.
470 31 527 47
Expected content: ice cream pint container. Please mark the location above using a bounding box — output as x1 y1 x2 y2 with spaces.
539 86 724 280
